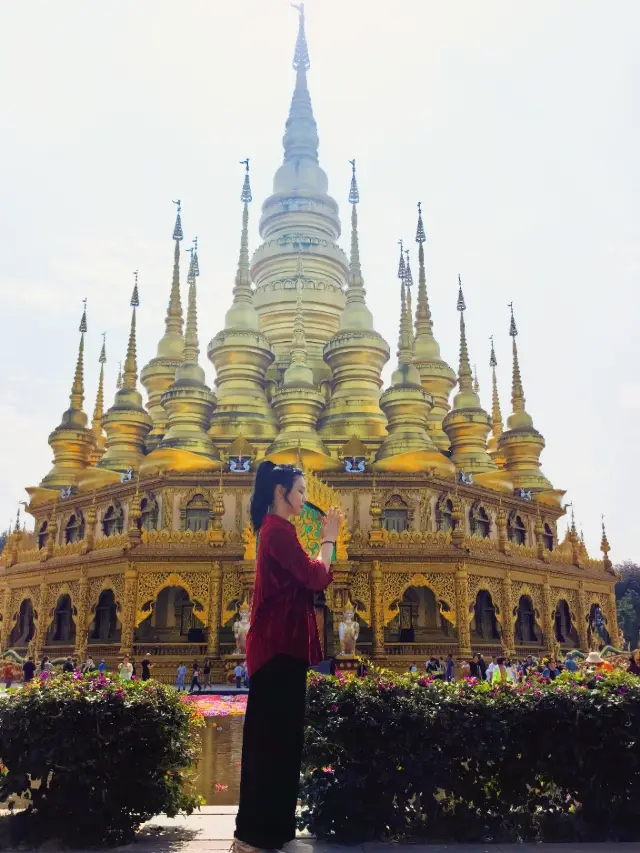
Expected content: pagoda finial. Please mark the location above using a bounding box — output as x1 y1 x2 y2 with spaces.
164 199 184 340
508 302 527 417
116 361 122 390
457 276 473 392
223 160 260 332
183 245 200 364
70 299 87 411
396 249 413 365
601 514 611 560
473 365 480 394
292 3 310 70
404 249 414 337
91 333 107 451
489 335 503 441
397 239 405 282
345 158 366 304
122 273 139 390
240 158 252 203
414 201 433 336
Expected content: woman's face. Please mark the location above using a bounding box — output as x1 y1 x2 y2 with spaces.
283 475 306 517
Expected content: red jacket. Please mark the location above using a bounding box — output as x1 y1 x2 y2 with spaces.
245 514 332 676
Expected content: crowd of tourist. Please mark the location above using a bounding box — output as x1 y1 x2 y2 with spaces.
405 649 623 683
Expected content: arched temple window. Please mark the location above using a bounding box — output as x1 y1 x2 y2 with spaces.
588 603 611 647
38 521 49 550
508 513 527 545
65 511 85 544
50 593 75 643
436 498 454 532
103 504 124 537
470 505 490 538
382 496 409 533
543 523 554 551
184 495 211 532
554 599 574 644
9 599 35 646
386 585 451 642
515 595 539 644
91 589 120 642
472 590 500 640
139 496 159 532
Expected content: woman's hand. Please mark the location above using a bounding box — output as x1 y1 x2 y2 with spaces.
321 506 344 542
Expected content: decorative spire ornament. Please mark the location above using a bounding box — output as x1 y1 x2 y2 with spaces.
404 249 414 338
412 203 456 451
487 335 506 466
497 302 553 493
39 301 96 488
442 277 502 484
98 274 152 473
89 333 107 465
116 362 122 390
208 159 277 445
141 202 187 449
319 159 390 442
473 365 480 395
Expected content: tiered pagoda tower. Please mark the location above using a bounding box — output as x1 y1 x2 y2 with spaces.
2 3 618 680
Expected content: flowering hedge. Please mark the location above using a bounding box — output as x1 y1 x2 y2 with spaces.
0 673 202 847
301 668 640 845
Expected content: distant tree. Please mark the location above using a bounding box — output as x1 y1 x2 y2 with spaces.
616 561 640 648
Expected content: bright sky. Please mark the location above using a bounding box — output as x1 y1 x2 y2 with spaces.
0 1 637 562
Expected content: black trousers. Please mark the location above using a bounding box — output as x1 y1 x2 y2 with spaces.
235 654 307 849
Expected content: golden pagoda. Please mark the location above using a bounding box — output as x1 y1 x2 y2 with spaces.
2 3 618 678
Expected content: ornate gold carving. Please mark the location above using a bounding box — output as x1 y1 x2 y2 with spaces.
93 533 129 551
161 488 175 531
372 529 452 548
419 489 432 531
349 570 371 625
134 570 210 628
222 568 244 625
120 566 138 655
242 522 257 560
371 561 384 657
74 568 89 659
455 564 471 656
141 528 230 547
381 571 456 627
207 562 223 655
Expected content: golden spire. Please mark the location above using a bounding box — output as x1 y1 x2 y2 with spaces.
339 158 374 330
375 247 453 476
89 333 107 465
318 160 390 442
266 254 337 470
600 514 613 572
123 272 140 390
39 301 96 488
442 278 502 484
487 335 506 466
404 249 413 338
207 160 277 446
412 203 456 451
250 3 347 377
141 202 186 450
70 299 87 412
98 275 152 473
414 202 432 336
497 303 553 493
150 240 220 468
223 159 259 331
473 365 480 394
116 362 122 390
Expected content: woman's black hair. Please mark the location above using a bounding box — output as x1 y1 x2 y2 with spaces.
250 461 303 531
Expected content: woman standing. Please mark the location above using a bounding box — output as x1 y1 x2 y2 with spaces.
234 461 342 853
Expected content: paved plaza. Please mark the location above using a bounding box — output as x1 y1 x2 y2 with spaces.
109 806 640 853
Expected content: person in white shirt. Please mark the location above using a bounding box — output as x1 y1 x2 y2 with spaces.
119 655 133 681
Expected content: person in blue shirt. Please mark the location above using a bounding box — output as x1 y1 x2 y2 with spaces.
564 654 579 673
176 662 187 691
98 659 107 674
542 659 560 680
446 654 455 682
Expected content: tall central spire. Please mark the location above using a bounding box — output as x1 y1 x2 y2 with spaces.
250 3 348 376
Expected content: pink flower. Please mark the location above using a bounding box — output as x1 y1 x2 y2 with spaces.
214 783 229 792
329 704 339 713
322 766 334 774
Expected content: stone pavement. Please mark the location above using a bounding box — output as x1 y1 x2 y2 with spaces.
119 806 640 853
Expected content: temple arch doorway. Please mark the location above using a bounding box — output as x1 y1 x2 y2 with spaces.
136 585 205 642
471 590 500 642
554 599 578 647
89 589 121 643
514 595 542 645
46 594 76 644
386 585 452 643
9 599 35 647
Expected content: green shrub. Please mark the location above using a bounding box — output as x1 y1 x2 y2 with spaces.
0 672 202 847
301 668 640 844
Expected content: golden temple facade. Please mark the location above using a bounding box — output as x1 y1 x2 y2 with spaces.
0 6 619 680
